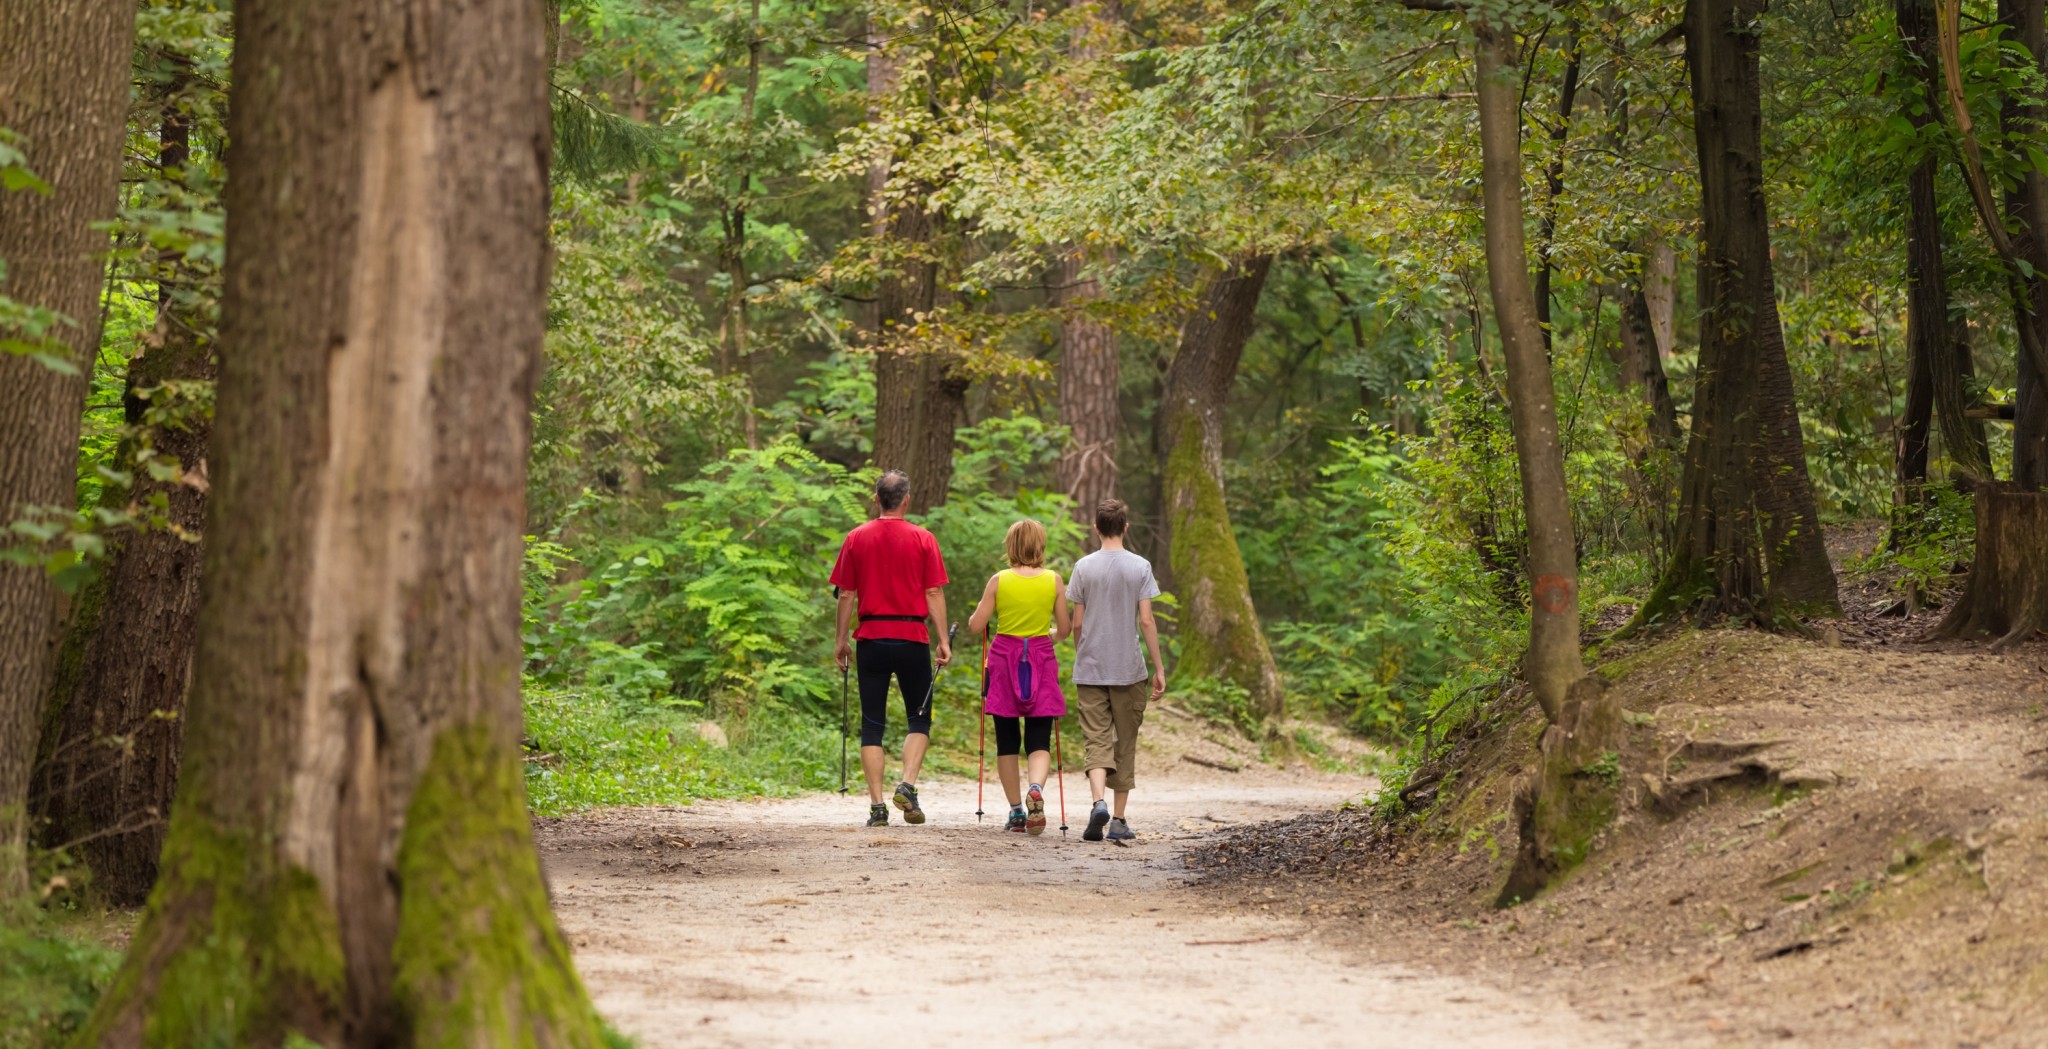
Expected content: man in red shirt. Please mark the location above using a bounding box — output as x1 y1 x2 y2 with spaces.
831 470 952 826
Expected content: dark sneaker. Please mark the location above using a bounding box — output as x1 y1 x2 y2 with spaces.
1083 801 1111 842
892 782 925 825
867 803 889 827
1106 817 1135 841
1006 808 1028 833
1025 786 1047 837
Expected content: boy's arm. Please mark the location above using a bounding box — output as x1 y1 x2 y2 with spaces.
1137 597 1166 698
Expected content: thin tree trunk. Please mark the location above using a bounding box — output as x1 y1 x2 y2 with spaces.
1898 0 1991 490
2000 0 2048 489
77 0 604 1043
1643 242 1678 358
33 64 216 907
1636 0 1840 627
1616 284 1681 449
1160 256 1284 719
1059 249 1119 549
1475 23 1586 722
0 0 137 899
725 0 762 449
1532 32 1581 355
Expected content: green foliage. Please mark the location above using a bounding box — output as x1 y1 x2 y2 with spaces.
0 915 119 1049
1853 485 1978 599
922 414 1087 582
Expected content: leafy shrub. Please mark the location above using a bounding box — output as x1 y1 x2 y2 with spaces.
0 916 119 1049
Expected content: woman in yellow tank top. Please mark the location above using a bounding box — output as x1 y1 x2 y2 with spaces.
966 519 1070 835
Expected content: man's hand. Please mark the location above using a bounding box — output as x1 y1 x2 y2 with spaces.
835 639 852 672
935 639 952 668
1150 670 1166 700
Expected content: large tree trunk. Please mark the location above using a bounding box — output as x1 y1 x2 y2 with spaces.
1160 256 1283 720
1058 248 1119 549
1931 484 2048 648
864 21 960 514
32 71 217 907
1636 0 1840 627
1898 0 1991 494
0 0 137 899
76 0 604 1044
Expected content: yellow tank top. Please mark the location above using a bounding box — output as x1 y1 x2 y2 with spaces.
994 569 1057 637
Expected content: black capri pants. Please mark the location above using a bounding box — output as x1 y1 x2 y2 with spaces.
856 639 934 747
993 715 1055 757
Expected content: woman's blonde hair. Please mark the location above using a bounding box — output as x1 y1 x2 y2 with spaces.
1003 518 1047 568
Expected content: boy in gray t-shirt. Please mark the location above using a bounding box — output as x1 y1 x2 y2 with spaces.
1065 499 1166 842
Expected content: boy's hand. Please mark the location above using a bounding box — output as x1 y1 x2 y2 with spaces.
1150 670 1166 699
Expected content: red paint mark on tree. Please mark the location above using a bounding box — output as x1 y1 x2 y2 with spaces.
1533 573 1577 615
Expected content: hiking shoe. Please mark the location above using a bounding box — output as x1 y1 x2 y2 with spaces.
1006 808 1028 833
866 803 889 827
1025 786 1047 837
1106 817 1135 841
892 782 925 825
1083 801 1111 842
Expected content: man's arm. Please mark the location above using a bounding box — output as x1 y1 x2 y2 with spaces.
926 586 951 667
834 589 856 671
1137 598 1166 698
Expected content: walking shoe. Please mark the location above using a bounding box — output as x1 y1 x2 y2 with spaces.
1106 817 1135 841
892 782 926 825
1006 806 1028 833
1083 800 1111 842
867 803 889 827
1025 786 1047 836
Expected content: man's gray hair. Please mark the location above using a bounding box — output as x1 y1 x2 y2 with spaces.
876 470 911 511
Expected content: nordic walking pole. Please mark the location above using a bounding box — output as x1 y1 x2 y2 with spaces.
976 624 992 822
1054 718 1069 836
916 623 960 718
838 662 849 794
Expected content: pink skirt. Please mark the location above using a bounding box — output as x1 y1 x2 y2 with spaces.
981 634 1067 718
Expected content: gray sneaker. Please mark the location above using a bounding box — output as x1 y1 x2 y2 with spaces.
1106 817 1135 841
1083 801 1111 842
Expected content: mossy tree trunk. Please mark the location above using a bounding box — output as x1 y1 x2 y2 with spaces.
33 63 216 908
0 0 137 900
1499 676 1623 906
1996 0 2048 490
1634 0 1840 628
76 0 605 1045
1160 255 1283 720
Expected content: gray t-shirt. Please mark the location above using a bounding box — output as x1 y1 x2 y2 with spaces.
1066 547 1162 686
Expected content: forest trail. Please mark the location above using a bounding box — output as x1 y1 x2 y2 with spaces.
536 773 1637 1049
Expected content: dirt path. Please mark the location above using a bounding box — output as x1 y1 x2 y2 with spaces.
537 773 1638 1049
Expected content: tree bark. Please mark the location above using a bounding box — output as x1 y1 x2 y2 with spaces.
2000 0 2048 490
1615 282 1681 450
1931 483 2048 648
1898 0 1991 494
863 24 960 515
1058 248 1119 549
0 0 137 899
1160 256 1284 720
1636 0 1840 626
32 66 216 907
76 0 604 1044
1475 23 1588 723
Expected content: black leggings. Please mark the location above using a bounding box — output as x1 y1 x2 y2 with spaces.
993 715 1055 757
856 639 933 747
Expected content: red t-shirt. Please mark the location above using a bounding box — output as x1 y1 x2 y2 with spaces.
829 517 949 643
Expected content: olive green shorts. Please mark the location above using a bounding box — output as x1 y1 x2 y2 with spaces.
1075 681 1149 792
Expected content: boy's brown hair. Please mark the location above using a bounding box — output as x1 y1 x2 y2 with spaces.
1004 518 1048 568
1094 498 1129 538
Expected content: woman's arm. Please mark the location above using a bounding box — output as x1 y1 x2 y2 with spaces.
965 574 999 637
1052 574 1072 642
